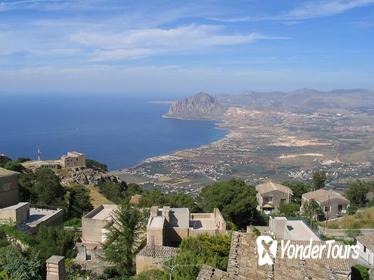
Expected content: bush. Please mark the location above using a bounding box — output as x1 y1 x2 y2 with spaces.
351 264 369 280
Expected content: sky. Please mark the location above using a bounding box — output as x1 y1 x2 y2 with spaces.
0 0 374 96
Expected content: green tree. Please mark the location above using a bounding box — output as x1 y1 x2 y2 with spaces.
34 168 64 205
98 182 128 204
283 181 312 203
104 200 146 276
85 159 108 172
133 269 166 280
312 170 326 190
0 246 41 280
30 226 77 262
279 201 300 217
66 185 93 219
199 179 259 228
345 180 370 207
302 199 323 225
3 161 24 172
171 234 231 280
351 264 369 280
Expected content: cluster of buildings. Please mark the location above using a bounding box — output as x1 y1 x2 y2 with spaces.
75 203 227 275
0 167 63 233
21 151 86 171
255 181 349 220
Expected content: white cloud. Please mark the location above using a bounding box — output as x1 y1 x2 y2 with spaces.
71 25 282 61
210 0 374 22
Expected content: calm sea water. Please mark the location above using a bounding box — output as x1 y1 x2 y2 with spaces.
0 95 226 170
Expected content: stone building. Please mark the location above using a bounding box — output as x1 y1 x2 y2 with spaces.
357 235 374 268
60 151 86 168
22 151 86 170
136 206 227 274
0 168 19 208
76 204 118 262
0 167 63 233
256 181 293 214
301 189 349 220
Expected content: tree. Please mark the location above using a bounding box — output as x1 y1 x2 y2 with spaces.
3 161 24 172
312 170 326 190
351 264 369 280
345 180 370 207
104 200 146 276
171 234 231 280
0 246 41 280
30 226 77 262
34 168 64 205
199 179 260 228
279 201 300 217
85 159 108 172
283 181 312 203
98 182 128 204
302 199 323 226
66 185 93 219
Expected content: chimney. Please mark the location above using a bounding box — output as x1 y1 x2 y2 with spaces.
46 256 66 280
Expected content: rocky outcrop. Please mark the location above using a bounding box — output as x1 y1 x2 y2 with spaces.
165 92 225 120
58 167 120 186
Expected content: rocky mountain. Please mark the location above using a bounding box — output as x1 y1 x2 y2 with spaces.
165 92 225 120
57 167 121 186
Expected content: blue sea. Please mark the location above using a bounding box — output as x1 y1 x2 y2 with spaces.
0 95 226 170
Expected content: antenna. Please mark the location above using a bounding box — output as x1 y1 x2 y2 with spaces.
37 147 41 161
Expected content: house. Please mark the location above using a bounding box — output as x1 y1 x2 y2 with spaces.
136 206 226 274
76 204 118 262
22 151 86 171
0 167 63 233
256 181 293 214
0 168 19 208
269 216 320 241
60 151 86 169
301 189 349 220
357 235 374 267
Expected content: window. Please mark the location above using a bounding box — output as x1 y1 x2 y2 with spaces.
364 246 367 253
338 205 343 211
324 206 329 212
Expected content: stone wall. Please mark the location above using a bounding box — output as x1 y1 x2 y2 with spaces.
0 171 19 208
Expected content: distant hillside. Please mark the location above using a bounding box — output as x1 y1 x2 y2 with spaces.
217 89 374 113
165 92 225 120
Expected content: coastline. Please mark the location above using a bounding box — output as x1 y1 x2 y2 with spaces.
115 115 229 172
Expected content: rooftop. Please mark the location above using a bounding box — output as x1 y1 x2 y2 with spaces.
148 216 165 229
0 202 29 210
285 220 320 241
357 235 374 252
196 232 351 280
137 245 178 258
86 204 118 221
0 167 19 177
256 181 293 195
18 207 63 232
302 189 349 203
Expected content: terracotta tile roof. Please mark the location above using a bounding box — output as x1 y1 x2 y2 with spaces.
302 189 349 204
256 181 293 195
